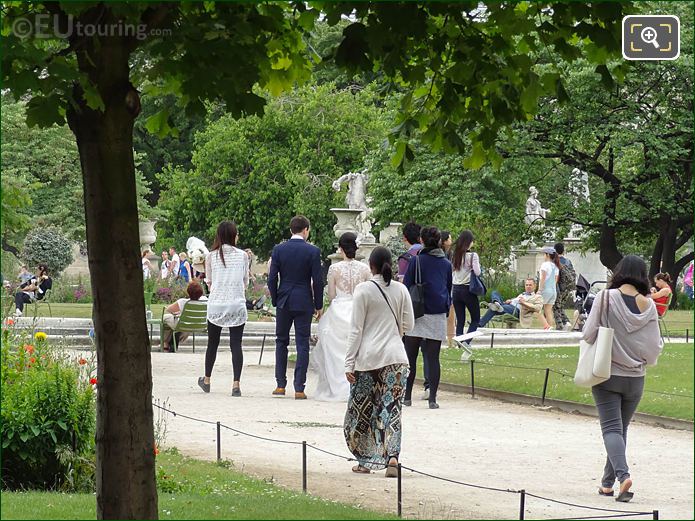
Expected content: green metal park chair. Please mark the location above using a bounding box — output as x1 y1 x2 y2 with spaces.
160 300 208 353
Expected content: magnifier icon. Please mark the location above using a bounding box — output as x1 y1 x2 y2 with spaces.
640 26 660 48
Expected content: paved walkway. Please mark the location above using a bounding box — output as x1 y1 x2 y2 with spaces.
152 351 694 520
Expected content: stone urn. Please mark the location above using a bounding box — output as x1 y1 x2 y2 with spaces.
329 208 363 264
138 219 157 254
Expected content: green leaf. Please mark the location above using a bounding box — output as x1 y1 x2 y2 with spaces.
30 425 41 436
145 109 178 138
57 420 68 431
19 432 30 443
392 141 406 168
48 430 57 444
594 64 615 90
82 81 105 112
25 95 66 128
463 141 487 170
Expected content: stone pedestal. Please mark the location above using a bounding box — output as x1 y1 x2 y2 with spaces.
356 241 378 263
379 222 402 245
511 238 608 284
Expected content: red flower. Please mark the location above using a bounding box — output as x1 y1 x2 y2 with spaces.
5 318 14 326
24 344 35 354
154 446 160 456
28 357 36 365
89 377 98 385
78 358 87 365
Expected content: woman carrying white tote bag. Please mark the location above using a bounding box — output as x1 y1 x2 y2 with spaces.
577 255 663 504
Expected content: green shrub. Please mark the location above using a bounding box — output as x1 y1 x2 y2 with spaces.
1 332 95 491
48 275 93 304
21 227 74 277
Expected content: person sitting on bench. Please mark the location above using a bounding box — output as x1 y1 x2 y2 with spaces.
479 278 543 328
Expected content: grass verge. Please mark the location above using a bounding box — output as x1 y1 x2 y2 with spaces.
0 448 395 520
429 343 693 420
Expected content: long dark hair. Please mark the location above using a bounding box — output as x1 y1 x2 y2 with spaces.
210 221 238 267
608 255 650 295
369 246 393 285
452 230 474 271
548 252 561 269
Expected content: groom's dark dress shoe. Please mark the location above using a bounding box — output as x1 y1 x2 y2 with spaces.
295 391 307 400
272 387 286 396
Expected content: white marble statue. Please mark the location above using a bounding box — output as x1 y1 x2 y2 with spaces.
332 169 375 242
525 186 550 226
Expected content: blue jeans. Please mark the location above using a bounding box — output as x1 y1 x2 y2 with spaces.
479 291 518 328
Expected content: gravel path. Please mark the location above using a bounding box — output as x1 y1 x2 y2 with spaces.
152 351 694 520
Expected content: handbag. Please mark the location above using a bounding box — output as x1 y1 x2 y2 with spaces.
574 290 614 388
371 281 402 336
408 255 425 319
468 253 486 296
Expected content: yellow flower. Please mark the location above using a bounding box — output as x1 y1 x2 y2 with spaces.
34 332 47 341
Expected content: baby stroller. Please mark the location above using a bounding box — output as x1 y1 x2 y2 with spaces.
572 275 606 331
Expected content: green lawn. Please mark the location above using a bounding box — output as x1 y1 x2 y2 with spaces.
429 343 694 420
0 449 395 520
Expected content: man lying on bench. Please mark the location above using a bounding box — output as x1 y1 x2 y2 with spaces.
479 278 543 328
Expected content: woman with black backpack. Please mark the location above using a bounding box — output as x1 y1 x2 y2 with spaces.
402 226 452 409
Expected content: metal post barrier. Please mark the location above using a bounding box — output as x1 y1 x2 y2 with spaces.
653 510 659 520
490 332 495 348
216 421 221 462
397 463 402 518
686 329 689 344
258 334 266 365
541 368 550 405
518 489 525 520
470 359 475 399
302 441 307 493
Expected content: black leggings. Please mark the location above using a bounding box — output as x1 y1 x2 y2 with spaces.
14 292 32 312
404 336 442 402
452 284 480 336
205 321 245 381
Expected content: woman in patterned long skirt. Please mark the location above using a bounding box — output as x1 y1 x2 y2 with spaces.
344 247 415 476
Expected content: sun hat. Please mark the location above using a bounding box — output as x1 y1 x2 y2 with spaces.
541 246 556 255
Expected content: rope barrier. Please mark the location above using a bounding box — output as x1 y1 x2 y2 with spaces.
153 400 659 519
400 465 518 494
524 492 650 514
466 361 693 399
555 514 653 520
219 423 303 446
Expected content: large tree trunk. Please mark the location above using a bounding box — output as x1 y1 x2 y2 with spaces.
66 29 158 519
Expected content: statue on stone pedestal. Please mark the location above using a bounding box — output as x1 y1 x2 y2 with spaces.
524 186 550 226
332 169 375 242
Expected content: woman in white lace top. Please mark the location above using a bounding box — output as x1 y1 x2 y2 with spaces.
198 221 249 396
311 232 371 401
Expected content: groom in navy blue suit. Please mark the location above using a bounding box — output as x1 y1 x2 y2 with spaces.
268 215 324 399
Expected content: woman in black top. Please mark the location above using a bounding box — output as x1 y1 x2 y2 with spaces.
14 264 52 316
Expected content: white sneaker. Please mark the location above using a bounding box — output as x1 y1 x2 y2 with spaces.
420 390 430 400
563 323 573 332
487 301 504 313
13 308 22 317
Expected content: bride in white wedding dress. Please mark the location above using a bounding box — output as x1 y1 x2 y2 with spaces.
311 232 371 401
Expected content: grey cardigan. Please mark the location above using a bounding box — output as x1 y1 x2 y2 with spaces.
581 289 662 377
